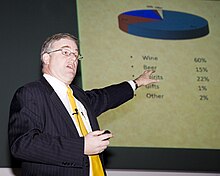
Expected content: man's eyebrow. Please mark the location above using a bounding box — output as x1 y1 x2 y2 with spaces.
60 45 78 51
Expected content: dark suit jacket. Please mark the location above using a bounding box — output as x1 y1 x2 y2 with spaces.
8 77 134 176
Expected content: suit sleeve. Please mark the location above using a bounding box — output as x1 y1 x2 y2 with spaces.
8 86 87 168
85 81 134 117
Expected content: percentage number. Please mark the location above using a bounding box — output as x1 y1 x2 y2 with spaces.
197 76 209 82
196 67 208 72
194 57 209 101
194 57 207 63
198 86 207 91
200 95 208 101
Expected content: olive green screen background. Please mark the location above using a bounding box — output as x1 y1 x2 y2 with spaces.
77 0 220 149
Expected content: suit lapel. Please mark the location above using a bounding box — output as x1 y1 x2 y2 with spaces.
39 77 79 135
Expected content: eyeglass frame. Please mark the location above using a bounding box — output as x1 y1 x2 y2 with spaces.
45 48 83 60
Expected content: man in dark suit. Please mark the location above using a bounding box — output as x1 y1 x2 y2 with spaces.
8 33 159 176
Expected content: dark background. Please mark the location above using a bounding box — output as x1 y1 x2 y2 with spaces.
0 0 220 173
0 0 80 167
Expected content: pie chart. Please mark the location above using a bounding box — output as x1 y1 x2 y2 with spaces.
118 9 209 39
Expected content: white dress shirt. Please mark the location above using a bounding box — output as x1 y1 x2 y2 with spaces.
43 74 92 136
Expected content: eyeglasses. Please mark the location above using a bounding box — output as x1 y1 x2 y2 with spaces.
46 48 83 60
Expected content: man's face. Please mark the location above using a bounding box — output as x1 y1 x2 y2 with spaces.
43 38 79 85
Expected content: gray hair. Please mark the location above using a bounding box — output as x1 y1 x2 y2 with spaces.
40 33 78 61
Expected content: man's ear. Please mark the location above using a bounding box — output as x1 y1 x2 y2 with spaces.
42 53 50 65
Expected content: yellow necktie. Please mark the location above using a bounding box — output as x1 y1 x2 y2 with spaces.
67 87 105 176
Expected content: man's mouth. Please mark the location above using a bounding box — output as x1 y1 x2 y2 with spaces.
67 64 73 69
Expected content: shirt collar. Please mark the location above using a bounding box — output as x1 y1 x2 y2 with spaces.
43 74 68 95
